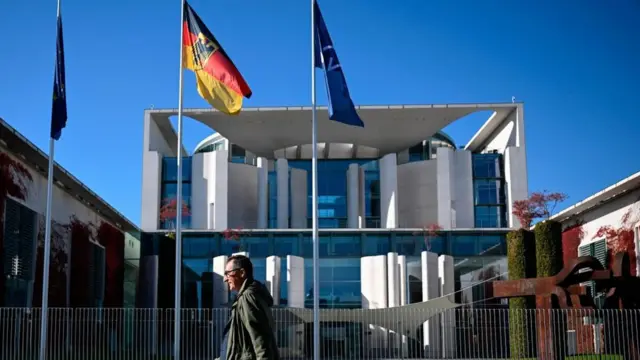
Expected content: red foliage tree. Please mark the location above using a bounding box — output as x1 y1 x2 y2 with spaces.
159 197 191 238
512 190 568 228
415 223 443 251
223 228 245 252
562 222 584 267
95 221 125 307
33 219 69 307
0 151 33 306
592 208 638 275
68 216 94 307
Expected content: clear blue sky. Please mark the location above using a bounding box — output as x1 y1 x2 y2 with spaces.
1 0 639 226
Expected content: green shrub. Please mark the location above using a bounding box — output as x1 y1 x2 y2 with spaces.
506 229 536 358
534 220 563 277
534 220 565 357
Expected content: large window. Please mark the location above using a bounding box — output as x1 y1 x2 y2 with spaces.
3 197 37 307
304 258 361 308
472 154 507 228
160 157 192 229
287 159 380 228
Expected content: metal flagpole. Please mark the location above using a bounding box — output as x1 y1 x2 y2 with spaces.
310 1 320 360
39 137 56 360
39 2 62 358
174 0 186 358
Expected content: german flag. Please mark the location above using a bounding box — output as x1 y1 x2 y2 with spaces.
183 2 252 114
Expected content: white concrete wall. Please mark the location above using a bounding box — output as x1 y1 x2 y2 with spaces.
207 150 229 230
504 146 528 228
436 148 455 229
565 188 640 274
212 255 229 307
266 256 281 305
2 150 117 230
453 150 475 228
380 154 398 228
286 255 305 308
387 252 405 357
358 167 366 228
361 255 388 350
290 168 308 228
387 252 400 307
347 163 360 228
256 157 268 228
190 153 207 229
438 255 456 357
144 113 175 155
397 160 438 228
479 109 519 153
141 113 176 231
397 255 408 357
421 251 440 355
227 163 258 228
276 159 289 229
141 151 162 231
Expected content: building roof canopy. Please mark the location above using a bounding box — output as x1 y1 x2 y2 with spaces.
149 104 517 158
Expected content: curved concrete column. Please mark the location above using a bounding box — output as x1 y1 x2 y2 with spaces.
276 158 289 229
256 157 268 228
380 154 398 228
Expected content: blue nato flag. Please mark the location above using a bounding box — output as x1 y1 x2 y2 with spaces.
313 0 364 127
51 14 67 140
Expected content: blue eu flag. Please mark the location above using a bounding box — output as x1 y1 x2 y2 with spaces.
314 1 364 127
51 14 67 140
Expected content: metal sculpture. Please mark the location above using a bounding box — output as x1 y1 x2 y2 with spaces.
492 251 640 359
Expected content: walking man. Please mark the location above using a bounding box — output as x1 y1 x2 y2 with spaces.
219 254 280 360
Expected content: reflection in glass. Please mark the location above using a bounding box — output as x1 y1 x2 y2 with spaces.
302 236 330 257
395 236 419 256
243 237 270 257
274 236 299 257
362 234 389 256
331 235 361 257
475 206 506 228
303 258 361 308
450 234 477 256
267 171 278 228
472 153 502 178
473 179 505 205
184 237 214 258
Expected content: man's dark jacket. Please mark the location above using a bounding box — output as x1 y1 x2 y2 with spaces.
223 279 279 360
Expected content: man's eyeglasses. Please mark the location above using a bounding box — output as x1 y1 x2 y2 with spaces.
224 268 242 277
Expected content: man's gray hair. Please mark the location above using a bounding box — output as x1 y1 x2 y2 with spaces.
227 254 254 279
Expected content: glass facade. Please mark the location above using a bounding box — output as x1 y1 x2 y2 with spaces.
134 230 508 310
271 159 381 229
160 157 192 229
472 153 507 228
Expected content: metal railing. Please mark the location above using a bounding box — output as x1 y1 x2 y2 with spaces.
1 307 639 359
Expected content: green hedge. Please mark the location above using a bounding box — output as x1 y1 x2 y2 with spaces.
535 220 563 277
534 220 565 357
506 229 536 358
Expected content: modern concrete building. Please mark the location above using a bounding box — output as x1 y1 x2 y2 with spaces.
137 103 527 356
0 117 139 308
